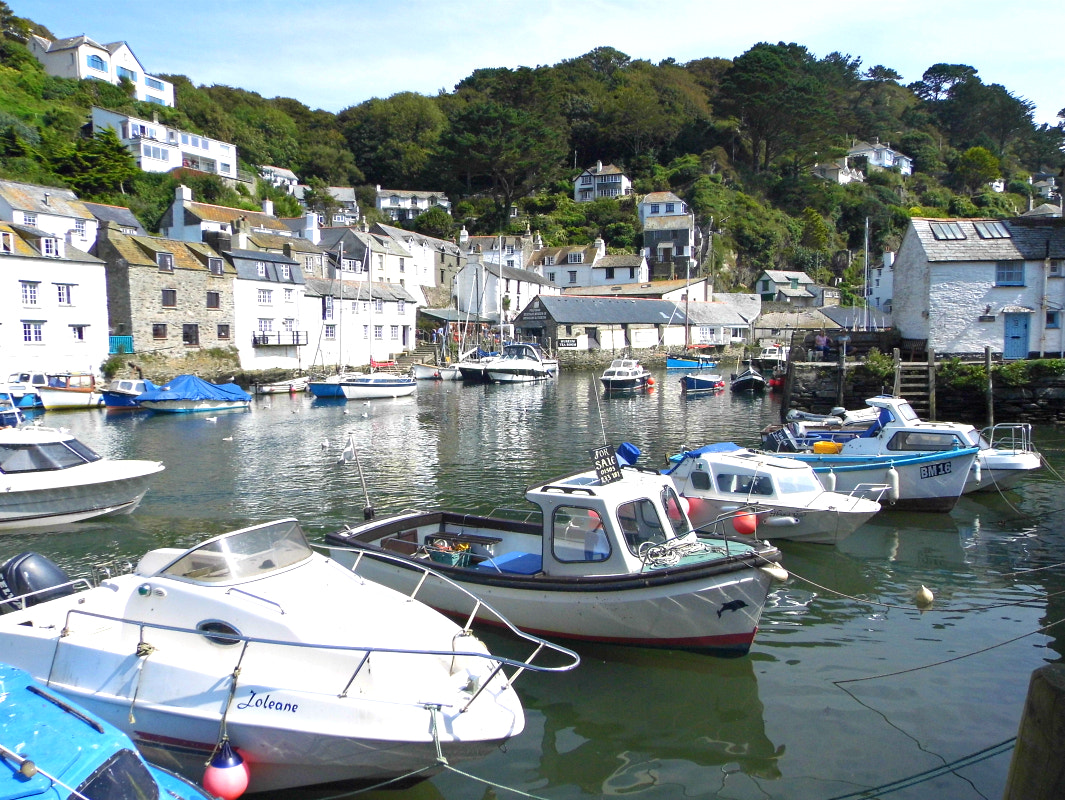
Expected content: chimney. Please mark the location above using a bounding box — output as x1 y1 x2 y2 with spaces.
233 217 249 250
43 192 50 206
594 236 605 257
533 230 543 250
262 198 274 216
883 251 895 268
176 184 192 202
596 160 602 173
303 211 320 245
458 226 469 247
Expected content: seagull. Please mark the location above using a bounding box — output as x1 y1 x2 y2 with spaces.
205 417 218 423
321 439 329 449
343 409 350 415
222 436 233 442
361 412 369 418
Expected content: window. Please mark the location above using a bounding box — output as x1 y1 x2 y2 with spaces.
363 324 370 339
161 289 177 307
616 499 668 555
374 325 383 340
145 77 164 90
665 203 675 213
552 506 609 563
397 300 405 315
581 175 592 185
650 204 660 214
182 324 199 346
71 325 86 341
506 245 515 255
974 221 1010 239
324 324 336 340
152 323 167 339
279 264 290 279
605 267 615 279
323 295 334 320
568 252 583 264
283 318 294 332
217 324 230 339
399 258 405 272
22 212 36 227
74 219 86 236
206 291 220 309
219 163 230 174
543 256 555 266
21 281 38 305
41 238 58 257
996 261 1024 286
22 321 43 343
257 288 273 304
929 221 966 241
142 144 168 160
116 66 138 82
284 288 294 302
391 325 399 340
208 257 223 275
1047 310 1060 329
629 267 636 279
1050 260 1064 277
56 284 73 305
1 231 11 252
374 298 383 313
568 271 577 284
258 318 273 333
86 54 107 72
256 261 266 277
156 252 174 271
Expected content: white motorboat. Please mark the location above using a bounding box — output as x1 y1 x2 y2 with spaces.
762 396 1041 494
0 425 164 530
252 377 309 394
326 459 787 656
600 358 652 393
411 363 460 380
339 373 417 399
0 518 575 792
486 343 552 383
137 375 252 414
4 371 46 408
665 442 883 545
36 373 103 410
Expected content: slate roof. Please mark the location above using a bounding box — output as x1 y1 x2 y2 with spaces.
178 201 290 232
83 202 146 235
106 233 228 272
375 223 461 256
480 262 553 286
522 295 686 325
225 248 302 283
679 302 748 326
640 191 684 205
0 180 94 220
756 309 839 330
908 217 1065 262
642 214 694 232
247 231 325 254
302 278 416 303
580 163 626 176
531 244 601 266
563 278 696 298
0 222 100 263
593 255 645 268
762 269 815 284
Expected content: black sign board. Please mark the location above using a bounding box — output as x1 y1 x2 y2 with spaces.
557 338 578 348
591 445 623 484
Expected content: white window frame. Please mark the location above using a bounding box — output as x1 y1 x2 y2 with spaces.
21 281 38 305
56 284 73 305
257 288 273 305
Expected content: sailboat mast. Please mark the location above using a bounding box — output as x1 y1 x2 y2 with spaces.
863 217 870 332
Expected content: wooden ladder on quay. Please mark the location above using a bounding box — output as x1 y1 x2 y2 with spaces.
891 349 936 419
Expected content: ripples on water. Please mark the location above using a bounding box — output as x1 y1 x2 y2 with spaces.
11 371 1065 800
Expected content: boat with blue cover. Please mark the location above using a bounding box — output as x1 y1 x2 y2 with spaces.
136 375 251 413
0 661 213 800
101 377 156 409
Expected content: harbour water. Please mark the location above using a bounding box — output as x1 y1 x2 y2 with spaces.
7 370 1065 800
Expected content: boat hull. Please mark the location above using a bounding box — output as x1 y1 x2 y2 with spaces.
778 448 979 512
37 388 103 409
138 399 250 413
681 373 725 394
340 377 417 399
412 363 459 380
966 450 1043 493
0 461 164 530
487 367 550 383
667 356 717 370
254 378 308 394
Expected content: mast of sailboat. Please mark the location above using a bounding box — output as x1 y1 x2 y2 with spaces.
862 217 870 332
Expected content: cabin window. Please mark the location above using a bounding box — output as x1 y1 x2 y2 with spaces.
0 440 99 473
552 507 609 562
615 499 668 554
690 471 712 491
886 431 963 452
713 471 774 496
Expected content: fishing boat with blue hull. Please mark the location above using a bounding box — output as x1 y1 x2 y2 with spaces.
0 662 214 800
326 456 786 656
136 375 251 414
680 372 726 394
666 350 718 370
0 518 574 792
101 377 156 409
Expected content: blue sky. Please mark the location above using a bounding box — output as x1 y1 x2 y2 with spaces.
13 0 1064 126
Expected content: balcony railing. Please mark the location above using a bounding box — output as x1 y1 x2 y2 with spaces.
109 335 134 355
252 331 308 347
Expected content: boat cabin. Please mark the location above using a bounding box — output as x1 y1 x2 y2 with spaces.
0 429 103 474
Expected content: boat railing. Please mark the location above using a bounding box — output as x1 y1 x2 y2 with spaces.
0 577 94 613
980 422 1035 453
53 599 578 713
323 544 580 684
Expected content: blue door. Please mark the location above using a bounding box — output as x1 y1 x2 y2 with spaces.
1003 313 1030 360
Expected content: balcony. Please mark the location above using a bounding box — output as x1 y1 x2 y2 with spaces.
252 331 308 347
109 335 135 355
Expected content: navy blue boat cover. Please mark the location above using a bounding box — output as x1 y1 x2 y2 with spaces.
137 374 251 403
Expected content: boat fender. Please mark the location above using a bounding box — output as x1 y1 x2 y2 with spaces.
760 564 789 582
203 739 250 800
762 516 800 527
886 466 900 503
822 471 836 492
732 513 758 535
972 459 981 486
647 377 655 387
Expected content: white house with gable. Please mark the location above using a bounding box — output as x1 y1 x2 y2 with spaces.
0 179 98 253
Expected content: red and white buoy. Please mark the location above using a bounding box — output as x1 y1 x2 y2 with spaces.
203 740 250 800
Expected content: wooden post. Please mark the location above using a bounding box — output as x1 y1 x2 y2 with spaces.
927 348 936 421
892 348 901 397
985 346 994 426
836 340 846 408
1004 664 1065 799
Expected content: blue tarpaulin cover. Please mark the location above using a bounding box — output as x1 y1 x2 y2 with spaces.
137 374 251 403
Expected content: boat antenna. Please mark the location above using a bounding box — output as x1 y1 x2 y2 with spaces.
339 432 374 519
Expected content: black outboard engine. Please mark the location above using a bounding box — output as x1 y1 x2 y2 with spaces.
0 552 74 613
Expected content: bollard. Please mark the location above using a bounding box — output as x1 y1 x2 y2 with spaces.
1003 663 1065 799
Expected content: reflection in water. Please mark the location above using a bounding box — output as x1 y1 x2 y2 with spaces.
517 646 782 796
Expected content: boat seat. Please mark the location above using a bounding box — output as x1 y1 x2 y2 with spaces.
381 530 419 556
474 551 542 575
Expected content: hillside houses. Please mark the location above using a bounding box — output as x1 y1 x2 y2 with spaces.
574 162 632 202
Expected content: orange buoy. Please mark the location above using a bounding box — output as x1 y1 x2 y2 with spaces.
647 377 655 387
203 740 250 800
732 512 758 535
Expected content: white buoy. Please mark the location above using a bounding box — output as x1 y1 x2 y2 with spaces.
886 466 900 503
822 470 836 492
915 585 934 608
205 417 218 423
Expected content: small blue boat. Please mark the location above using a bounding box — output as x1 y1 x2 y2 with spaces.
680 372 725 394
666 352 717 370
0 661 213 800
101 377 157 409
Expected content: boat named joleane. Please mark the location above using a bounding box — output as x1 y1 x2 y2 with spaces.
0 518 577 792
326 454 786 656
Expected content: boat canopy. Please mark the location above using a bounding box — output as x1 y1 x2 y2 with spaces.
137 374 252 403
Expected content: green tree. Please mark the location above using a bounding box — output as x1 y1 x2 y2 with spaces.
954 146 1000 194
338 92 446 187
50 127 137 196
409 205 456 240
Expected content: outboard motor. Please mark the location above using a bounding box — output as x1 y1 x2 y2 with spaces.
0 552 74 613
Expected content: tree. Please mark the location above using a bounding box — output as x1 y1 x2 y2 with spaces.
954 146 1000 194
301 177 341 223
338 92 446 187
910 63 978 101
50 127 137 196
409 206 456 240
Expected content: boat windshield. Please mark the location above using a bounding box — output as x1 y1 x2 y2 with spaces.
75 749 160 800
0 439 101 473
662 486 693 538
774 469 823 495
163 519 313 583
